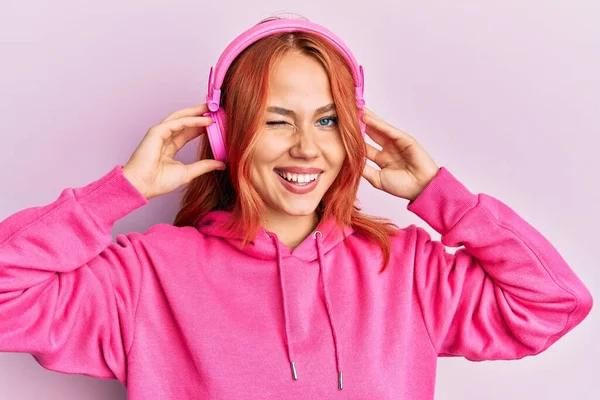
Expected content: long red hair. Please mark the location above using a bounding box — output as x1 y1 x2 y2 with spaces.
173 20 398 271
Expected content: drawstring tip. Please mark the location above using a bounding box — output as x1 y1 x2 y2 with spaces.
291 362 298 380
338 371 343 390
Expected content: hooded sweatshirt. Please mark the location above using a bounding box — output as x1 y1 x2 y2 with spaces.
0 164 593 400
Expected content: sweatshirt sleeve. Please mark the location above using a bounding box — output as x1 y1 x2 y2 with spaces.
0 164 149 385
407 167 593 360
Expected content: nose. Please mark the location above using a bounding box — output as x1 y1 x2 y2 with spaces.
289 125 320 159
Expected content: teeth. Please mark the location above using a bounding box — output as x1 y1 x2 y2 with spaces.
276 170 319 183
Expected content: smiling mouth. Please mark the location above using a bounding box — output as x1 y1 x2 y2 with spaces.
274 169 321 186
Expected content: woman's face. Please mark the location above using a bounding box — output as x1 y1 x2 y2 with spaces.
250 51 346 220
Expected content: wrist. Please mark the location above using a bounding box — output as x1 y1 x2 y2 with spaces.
122 165 151 200
408 168 440 203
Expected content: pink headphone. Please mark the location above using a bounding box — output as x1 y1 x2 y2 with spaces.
204 18 366 162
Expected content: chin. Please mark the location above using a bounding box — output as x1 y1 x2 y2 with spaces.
274 198 322 217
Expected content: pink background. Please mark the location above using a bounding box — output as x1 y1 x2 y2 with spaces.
0 0 598 399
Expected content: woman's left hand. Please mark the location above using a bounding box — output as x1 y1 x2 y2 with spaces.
361 108 440 202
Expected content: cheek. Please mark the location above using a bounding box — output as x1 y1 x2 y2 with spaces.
249 138 288 186
323 138 347 170
254 133 291 164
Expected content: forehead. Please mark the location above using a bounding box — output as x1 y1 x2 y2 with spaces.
267 52 333 106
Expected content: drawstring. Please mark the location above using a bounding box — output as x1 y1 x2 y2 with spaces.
269 232 297 381
314 230 344 391
266 230 344 391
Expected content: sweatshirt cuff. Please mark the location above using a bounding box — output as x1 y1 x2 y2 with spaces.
75 164 148 233
407 167 478 235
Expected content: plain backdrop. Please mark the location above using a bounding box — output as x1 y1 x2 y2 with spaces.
0 0 598 399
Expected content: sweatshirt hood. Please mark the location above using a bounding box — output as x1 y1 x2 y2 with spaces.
196 210 355 390
196 210 355 261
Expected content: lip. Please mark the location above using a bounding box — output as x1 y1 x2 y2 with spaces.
275 170 321 194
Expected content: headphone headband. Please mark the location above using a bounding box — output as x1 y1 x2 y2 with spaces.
206 19 365 112
203 18 367 162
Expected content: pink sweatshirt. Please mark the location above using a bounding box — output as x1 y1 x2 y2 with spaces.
0 164 593 399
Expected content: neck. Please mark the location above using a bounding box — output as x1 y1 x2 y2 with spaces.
263 210 319 250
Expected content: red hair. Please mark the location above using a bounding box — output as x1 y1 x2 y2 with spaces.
173 20 398 271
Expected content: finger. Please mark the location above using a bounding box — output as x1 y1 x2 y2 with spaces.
362 163 381 189
151 116 213 142
364 115 415 151
363 108 414 144
365 143 384 168
363 107 391 125
364 124 388 147
162 104 210 123
362 110 406 140
184 159 227 182
163 116 214 157
163 124 208 158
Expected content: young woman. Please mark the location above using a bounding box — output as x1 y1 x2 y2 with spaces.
0 17 593 400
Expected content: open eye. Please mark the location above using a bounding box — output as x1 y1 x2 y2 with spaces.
317 116 338 127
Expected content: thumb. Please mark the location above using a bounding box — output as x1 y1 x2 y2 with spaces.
185 159 227 181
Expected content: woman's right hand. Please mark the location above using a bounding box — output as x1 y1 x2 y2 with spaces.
122 104 226 201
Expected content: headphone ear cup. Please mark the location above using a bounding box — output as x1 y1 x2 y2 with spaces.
204 109 227 162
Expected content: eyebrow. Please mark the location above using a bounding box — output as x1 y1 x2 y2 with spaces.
266 103 336 117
